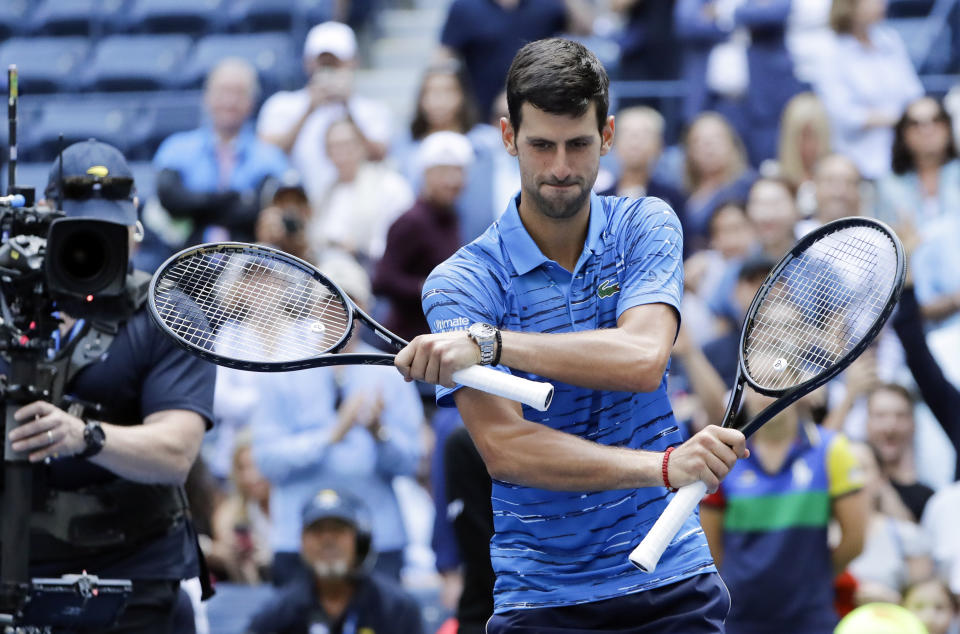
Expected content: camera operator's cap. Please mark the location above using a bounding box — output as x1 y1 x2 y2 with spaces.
303 21 357 61
45 139 137 226
302 488 366 529
418 131 474 171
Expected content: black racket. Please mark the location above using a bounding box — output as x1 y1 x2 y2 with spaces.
630 217 906 572
147 243 554 411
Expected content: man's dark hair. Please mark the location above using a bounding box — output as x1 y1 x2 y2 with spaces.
506 38 609 134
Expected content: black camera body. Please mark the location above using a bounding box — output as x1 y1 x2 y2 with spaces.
0 195 130 330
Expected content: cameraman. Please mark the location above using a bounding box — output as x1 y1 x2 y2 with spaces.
255 171 312 262
4 139 215 633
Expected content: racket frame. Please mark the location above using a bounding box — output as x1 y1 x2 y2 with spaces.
148 242 403 372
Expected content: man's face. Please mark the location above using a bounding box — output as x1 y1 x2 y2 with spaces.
205 72 254 135
746 181 797 250
814 156 861 222
423 164 466 209
502 102 613 220
866 388 914 467
614 113 661 171
301 518 358 579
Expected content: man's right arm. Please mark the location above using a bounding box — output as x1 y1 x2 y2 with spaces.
453 388 747 492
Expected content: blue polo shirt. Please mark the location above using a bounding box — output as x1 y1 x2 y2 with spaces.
422 192 716 612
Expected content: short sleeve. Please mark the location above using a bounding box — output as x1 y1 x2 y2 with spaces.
141 321 216 428
827 433 865 498
615 197 684 320
421 256 508 407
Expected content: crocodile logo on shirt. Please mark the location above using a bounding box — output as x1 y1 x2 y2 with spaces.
597 279 621 299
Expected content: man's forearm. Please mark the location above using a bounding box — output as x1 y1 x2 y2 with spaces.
89 411 204 485
499 328 666 393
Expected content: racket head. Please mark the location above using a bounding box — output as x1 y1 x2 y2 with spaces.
148 242 358 371
735 217 905 404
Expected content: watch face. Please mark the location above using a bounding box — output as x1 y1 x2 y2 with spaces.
470 322 495 338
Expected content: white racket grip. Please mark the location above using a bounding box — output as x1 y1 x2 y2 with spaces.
451 365 554 411
629 480 709 573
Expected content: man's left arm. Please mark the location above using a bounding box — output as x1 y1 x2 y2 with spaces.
9 404 205 485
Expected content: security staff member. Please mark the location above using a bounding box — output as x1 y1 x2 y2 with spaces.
247 488 425 634
4 140 215 633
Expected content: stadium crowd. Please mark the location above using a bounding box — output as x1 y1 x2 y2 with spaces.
2 0 960 632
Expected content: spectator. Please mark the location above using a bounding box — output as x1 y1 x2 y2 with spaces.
437 0 591 121
815 0 923 180
155 58 288 245
681 111 757 252
246 488 425 634
392 61 503 243
255 171 313 262
775 92 832 217
309 118 414 265
810 153 863 225
909 209 960 329
902 578 958 634
875 96 960 232
257 22 392 206
745 176 800 260
206 435 272 585
374 131 472 343
864 384 935 522
845 442 933 606
251 256 422 585
922 482 960 595
785 0 833 84
612 0 681 111
700 391 867 634
599 106 685 217
674 0 805 165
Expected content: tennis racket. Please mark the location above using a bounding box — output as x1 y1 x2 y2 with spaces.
147 242 554 411
629 217 905 572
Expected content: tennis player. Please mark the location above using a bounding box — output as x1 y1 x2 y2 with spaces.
395 38 748 632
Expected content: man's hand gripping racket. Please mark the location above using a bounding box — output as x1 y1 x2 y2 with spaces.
146 243 553 411
630 217 906 572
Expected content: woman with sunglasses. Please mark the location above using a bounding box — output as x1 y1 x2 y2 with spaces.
875 97 960 234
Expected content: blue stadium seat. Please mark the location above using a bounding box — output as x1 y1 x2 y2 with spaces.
20 95 154 163
30 0 100 36
227 0 298 32
0 37 91 94
84 35 194 91
126 0 226 34
180 33 299 95
0 0 28 41
296 0 337 27
139 91 204 159
0 163 56 201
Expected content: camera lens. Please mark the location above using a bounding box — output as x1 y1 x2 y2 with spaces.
58 229 108 282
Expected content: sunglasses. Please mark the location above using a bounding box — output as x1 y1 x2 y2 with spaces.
51 176 135 201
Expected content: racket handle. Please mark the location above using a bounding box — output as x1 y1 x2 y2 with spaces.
451 366 554 411
629 480 708 573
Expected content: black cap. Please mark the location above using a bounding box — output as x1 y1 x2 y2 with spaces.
45 139 137 226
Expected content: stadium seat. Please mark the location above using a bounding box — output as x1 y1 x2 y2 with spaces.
0 37 91 94
125 0 226 34
0 0 28 41
139 91 204 159
226 0 298 32
30 0 100 36
19 95 153 163
180 33 299 95
0 163 56 201
84 35 194 91
295 0 336 28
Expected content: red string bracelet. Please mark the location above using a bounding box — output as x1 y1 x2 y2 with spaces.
662 446 678 492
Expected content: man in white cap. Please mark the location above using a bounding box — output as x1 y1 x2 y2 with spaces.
256 21 392 205
373 131 473 341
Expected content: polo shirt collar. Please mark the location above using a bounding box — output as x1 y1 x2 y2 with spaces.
499 191 607 276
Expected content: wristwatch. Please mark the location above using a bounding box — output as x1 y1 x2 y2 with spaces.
79 421 106 459
467 322 498 365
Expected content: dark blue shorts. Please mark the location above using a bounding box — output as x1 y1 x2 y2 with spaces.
486 572 730 633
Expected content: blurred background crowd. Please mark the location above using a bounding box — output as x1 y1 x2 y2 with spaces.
1 0 960 632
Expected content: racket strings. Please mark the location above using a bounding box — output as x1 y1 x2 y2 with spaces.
745 227 898 390
154 251 352 363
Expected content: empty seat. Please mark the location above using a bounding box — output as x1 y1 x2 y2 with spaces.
139 91 204 159
126 0 226 34
180 33 299 94
20 95 153 162
30 0 100 36
84 35 193 91
226 0 298 32
0 37 91 94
